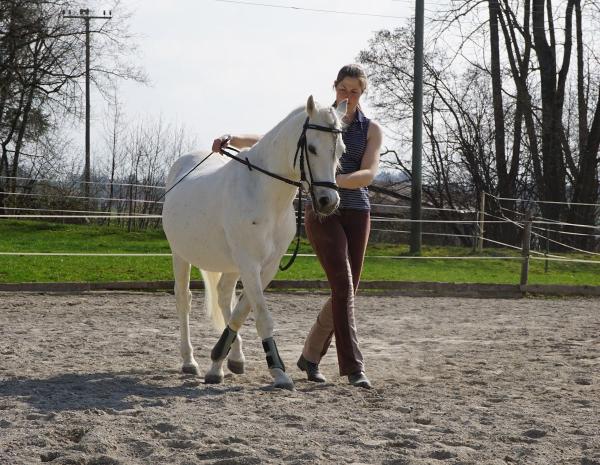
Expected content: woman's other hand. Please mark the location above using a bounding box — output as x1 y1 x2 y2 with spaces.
212 134 231 152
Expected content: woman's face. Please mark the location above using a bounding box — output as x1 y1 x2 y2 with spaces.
335 77 364 111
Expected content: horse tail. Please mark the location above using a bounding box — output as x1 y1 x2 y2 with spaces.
200 270 226 330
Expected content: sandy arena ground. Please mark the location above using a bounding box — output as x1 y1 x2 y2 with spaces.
0 291 598 465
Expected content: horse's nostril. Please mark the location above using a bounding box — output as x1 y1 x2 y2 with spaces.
318 196 329 207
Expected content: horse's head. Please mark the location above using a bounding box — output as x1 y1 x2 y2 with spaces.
302 95 347 216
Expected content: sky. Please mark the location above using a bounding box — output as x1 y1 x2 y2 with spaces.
86 0 425 159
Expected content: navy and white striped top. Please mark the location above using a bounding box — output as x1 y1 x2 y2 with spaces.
338 108 371 210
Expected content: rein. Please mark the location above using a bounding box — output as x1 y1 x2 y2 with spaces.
219 117 343 194
218 146 301 189
156 152 216 203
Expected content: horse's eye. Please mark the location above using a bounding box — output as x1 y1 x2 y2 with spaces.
308 144 317 155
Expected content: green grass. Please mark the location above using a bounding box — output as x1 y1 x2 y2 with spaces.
0 220 599 286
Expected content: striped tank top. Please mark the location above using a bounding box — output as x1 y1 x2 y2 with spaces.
338 108 371 210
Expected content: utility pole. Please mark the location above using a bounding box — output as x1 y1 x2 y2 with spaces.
62 8 112 201
409 0 425 254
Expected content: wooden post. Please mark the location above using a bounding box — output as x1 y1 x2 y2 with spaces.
520 212 533 289
477 191 486 251
544 226 549 273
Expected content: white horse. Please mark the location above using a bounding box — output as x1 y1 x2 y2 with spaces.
162 96 347 390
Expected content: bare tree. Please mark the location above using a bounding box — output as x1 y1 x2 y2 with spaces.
96 110 197 230
360 0 600 249
567 0 600 246
0 0 146 207
100 86 126 225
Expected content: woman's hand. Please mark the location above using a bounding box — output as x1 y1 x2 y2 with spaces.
211 134 231 152
211 134 262 152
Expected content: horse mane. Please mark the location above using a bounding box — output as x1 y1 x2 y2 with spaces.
261 105 306 142
255 102 342 151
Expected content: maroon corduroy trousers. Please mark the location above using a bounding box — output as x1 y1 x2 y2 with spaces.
301 205 370 376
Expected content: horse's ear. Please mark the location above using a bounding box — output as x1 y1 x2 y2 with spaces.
335 99 348 121
306 95 316 117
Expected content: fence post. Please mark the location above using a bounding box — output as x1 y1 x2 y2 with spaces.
544 226 549 273
477 191 486 252
520 212 533 290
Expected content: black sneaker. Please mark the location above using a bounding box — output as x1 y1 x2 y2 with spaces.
348 371 371 389
297 355 326 383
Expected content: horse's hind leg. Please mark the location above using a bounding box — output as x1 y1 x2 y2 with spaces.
216 273 246 374
172 253 199 375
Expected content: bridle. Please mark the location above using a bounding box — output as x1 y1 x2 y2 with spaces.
294 116 343 195
160 114 344 270
220 116 343 195
221 116 344 270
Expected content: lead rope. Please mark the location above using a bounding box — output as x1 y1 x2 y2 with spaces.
220 143 306 271
279 127 313 271
279 184 303 271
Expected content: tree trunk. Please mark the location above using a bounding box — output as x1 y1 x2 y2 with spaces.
9 93 35 195
568 0 599 249
489 0 508 197
531 0 574 223
489 0 515 241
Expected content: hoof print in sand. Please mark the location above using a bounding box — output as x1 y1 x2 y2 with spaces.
523 429 547 439
40 451 62 462
429 449 457 460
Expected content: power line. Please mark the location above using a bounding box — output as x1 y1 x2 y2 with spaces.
214 0 409 19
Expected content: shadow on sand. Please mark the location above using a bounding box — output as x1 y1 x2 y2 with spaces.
0 371 243 413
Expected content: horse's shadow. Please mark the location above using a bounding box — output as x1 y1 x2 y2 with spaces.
0 371 240 414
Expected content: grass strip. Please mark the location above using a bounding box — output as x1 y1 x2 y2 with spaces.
0 220 598 286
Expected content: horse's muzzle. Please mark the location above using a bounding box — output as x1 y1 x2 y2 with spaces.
313 188 340 216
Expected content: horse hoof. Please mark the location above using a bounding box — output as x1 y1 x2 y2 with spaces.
182 365 199 375
227 359 245 374
273 381 295 391
204 373 224 384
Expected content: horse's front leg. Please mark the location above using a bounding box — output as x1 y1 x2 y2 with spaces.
241 261 293 390
207 259 292 390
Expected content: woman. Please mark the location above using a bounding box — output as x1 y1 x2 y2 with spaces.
212 64 382 389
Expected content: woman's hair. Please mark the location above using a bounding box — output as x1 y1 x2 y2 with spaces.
334 64 368 93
